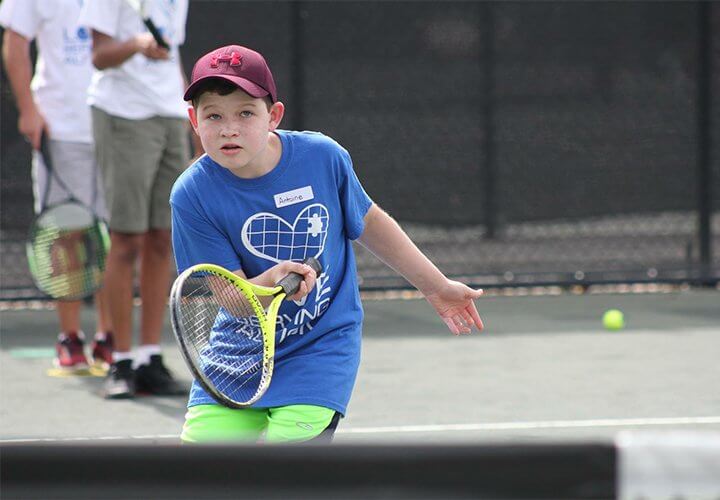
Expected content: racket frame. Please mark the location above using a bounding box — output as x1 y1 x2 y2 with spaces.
169 264 286 408
25 135 110 300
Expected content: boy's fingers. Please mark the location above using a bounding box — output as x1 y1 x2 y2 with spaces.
443 317 460 336
467 302 484 330
289 281 308 301
454 315 471 334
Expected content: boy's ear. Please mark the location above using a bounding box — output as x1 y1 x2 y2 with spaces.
268 101 285 131
188 106 199 130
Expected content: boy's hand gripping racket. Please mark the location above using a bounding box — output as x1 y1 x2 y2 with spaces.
25 134 110 301
124 0 170 50
170 257 323 408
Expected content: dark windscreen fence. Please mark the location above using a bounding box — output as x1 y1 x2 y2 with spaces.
1 443 617 499
0 2 717 299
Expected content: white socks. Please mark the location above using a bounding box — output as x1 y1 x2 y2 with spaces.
111 344 162 368
132 344 162 369
112 351 133 364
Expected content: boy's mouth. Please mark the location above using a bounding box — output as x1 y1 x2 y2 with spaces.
220 143 241 151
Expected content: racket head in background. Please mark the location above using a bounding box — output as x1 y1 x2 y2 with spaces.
170 264 280 408
26 202 110 301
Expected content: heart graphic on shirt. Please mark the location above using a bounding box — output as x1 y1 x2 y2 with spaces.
241 203 329 264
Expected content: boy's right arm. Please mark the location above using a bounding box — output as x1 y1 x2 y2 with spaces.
2 29 44 149
232 262 318 304
90 29 168 70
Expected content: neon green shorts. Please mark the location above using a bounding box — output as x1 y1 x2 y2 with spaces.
181 404 338 444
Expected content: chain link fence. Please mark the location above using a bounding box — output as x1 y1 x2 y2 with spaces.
1 1 717 298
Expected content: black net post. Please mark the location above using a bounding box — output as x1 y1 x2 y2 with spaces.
482 2 498 240
696 0 713 286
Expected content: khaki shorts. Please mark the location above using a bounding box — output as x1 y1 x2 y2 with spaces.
91 107 190 233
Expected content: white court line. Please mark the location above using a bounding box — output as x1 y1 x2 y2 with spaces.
336 416 720 435
2 416 719 444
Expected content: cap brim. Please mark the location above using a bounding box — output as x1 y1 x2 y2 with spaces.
184 75 270 102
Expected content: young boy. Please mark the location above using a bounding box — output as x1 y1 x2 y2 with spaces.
172 44 484 443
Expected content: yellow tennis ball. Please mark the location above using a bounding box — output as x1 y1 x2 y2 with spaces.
603 309 624 331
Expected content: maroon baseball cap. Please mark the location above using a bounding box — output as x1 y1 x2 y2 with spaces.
184 45 277 103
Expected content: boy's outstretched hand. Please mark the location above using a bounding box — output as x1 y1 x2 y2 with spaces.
424 280 484 335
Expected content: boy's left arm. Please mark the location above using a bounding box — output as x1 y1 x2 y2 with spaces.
357 204 484 335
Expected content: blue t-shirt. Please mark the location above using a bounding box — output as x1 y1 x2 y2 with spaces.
170 130 373 415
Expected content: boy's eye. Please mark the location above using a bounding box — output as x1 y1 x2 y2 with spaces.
240 111 254 118
207 113 222 120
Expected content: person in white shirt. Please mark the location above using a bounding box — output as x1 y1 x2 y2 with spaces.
0 0 114 372
78 0 194 398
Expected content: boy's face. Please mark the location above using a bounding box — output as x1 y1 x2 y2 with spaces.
189 89 284 177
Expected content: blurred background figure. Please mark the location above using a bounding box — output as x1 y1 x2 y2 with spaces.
78 0 193 399
0 0 114 373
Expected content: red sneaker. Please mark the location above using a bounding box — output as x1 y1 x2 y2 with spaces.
91 332 114 368
54 332 90 371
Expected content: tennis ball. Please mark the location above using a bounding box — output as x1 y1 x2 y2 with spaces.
602 309 625 331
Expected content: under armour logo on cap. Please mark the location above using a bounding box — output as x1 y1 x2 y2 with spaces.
210 52 242 68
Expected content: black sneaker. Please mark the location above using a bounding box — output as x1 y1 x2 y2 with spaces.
103 359 135 399
135 355 186 396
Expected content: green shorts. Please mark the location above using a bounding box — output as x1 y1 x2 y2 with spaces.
181 404 339 444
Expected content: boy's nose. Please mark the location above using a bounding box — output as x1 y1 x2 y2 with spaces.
221 127 240 137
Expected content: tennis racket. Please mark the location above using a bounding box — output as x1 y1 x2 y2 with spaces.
170 257 323 408
25 135 110 301
124 0 170 50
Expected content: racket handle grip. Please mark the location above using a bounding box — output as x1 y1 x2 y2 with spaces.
277 257 323 296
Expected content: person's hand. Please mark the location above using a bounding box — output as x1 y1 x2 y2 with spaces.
134 33 169 60
265 261 319 302
424 280 484 335
19 106 46 150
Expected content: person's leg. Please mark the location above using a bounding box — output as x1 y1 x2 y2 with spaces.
102 232 143 397
181 405 267 443
133 117 191 395
54 140 115 358
80 139 115 365
133 227 185 395
140 117 188 343
138 228 172 347
92 107 162 397
32 142 90 370
104 233 143 353
265 405 339 443
56 301 82 334
90 286 114 368
54 300 90 370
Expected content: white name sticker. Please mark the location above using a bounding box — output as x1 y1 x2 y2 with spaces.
274 186 315 208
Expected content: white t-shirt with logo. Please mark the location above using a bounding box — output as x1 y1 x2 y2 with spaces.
0 0 94 143
78 0 188 120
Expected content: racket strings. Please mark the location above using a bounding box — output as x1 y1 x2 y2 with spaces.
27 203 109 300
177 272 269 404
